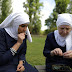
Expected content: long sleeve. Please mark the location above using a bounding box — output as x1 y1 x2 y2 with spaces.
19 49 26 61
43 34 53 58
18 37 27 61
0 30 14 65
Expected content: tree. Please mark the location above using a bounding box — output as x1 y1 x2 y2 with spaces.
23 0 43 34
55 0 70 13
32 15 41 34
0 0 12 23
67 0 72 13
45 0 70 29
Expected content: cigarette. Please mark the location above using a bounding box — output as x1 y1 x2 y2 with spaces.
25 33 27 35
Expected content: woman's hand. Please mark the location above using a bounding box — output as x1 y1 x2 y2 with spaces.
63 50 72 58
17 33 26 44
50 48 63 56
16 64 25 72
12 33 26 51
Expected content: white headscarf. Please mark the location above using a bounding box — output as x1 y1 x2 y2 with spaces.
54 13 72 51
0 12 32 42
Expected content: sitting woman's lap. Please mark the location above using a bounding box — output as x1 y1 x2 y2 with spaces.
0 62 38 72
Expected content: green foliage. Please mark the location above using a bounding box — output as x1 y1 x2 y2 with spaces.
45 12 58 29
23 0 43 34
0 0 12 23
32 19 41 34
55 0 70 13
67 0 72 13
45 0 70 31
40 30 44 35
44 27 57 35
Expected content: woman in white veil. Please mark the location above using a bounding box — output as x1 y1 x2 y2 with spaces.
0 12 38 72
43 13 72 72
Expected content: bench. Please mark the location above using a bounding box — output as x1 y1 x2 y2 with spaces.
34 65 46 72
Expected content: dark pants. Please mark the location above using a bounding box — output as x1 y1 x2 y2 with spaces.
0 62 38 72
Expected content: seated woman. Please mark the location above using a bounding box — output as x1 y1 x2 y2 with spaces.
0 12 38 72
43 13 72 72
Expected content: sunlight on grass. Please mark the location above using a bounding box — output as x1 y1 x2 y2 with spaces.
26 35 46 66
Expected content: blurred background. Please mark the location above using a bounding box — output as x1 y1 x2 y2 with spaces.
0 0 72 66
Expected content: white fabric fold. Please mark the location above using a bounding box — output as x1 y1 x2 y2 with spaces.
65 31 72 51
56 13 72 27
54 30 72 51
0 12 32 42
54 13 72 51
54 30 66 47
26 27 32 42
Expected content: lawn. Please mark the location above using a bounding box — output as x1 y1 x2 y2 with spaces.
26 35 46 66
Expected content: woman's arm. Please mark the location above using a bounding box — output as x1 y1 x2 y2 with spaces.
0 31 25 65
18 39 27 62
43 34 52 57
43 34 63 57
16 39 27 72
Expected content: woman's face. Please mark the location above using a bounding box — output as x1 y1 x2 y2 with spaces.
18 24 28 34
58 25 72 37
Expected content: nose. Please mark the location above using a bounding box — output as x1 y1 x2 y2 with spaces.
23 27 27 32
63 29 67 34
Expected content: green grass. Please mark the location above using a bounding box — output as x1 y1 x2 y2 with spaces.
26 35 46 66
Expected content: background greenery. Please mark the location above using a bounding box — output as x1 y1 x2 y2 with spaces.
26 35 46 66
0 0 72 34
0 0 72 67
23 0 43 34
0 0 12 23
45 0 71 34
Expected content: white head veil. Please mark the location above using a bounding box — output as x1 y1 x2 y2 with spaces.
54 13 72 51
0 12 32 42
56 13 72 27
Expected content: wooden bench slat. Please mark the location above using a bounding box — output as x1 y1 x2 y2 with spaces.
34 65 45 70
38 70 46 72
34 65 46 72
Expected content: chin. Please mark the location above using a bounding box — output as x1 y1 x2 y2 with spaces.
62 35 67 37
